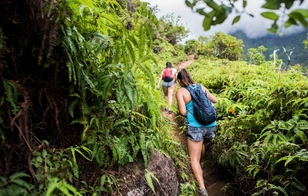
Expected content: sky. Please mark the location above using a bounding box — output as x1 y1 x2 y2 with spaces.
143 0 308 42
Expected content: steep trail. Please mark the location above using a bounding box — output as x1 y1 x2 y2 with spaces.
163 55 231 196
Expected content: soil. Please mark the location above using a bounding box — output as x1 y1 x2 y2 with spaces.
162 55 232 196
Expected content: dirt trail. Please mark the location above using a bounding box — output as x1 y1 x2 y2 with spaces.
163 55 230 196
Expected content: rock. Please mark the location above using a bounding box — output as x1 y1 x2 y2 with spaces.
126 150 179 196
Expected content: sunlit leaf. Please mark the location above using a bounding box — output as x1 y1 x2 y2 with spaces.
288 9 308 27
202 16 212 31
261 11 279 21
205 0 222 12
145 169 158 194
262 0 281 10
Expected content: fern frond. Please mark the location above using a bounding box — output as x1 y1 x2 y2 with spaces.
2 79 19 114
145 169 159 194
139 130 148 166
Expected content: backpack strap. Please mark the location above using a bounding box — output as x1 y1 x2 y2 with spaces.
185 84 206 116
185 84 197 117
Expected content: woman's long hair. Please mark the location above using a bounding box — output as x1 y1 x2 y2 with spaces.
177 68 195 87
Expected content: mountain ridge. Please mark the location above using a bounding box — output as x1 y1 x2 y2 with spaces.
231 29 308 67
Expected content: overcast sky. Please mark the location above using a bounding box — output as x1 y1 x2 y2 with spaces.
143 0 308 42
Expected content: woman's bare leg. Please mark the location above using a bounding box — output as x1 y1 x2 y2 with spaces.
187 139 205 190
162 87 168 106
167 84 175 106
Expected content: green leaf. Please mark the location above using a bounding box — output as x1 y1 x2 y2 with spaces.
232 15 241 25
290 176 306 192
294 130 307 143
0 176 7 188
267 22 279 33
196 8 207 15
283 0 294 9
139 131 148 166
253 167 260 178
243 0 247 8
262 0 281 10
288 9 308 27
284 18 298 28
291 9 308 18
213 10 228 25
46 178 59 196
275 156 288 165
11 179 33 190
145 169 159 194
205 0 222 12
114 119 129 127
203 17 212 31
9 172 30 180
284 155 295 166
202 11 215 31
261 12 279 21
185 0 197 8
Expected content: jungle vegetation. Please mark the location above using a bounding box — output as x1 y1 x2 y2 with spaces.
1 0 308 195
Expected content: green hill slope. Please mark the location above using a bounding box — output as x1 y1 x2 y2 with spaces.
231 30 308 67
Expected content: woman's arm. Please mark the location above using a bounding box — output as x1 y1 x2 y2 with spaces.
202 86 217 103
176 88 187 116
157 70 164 89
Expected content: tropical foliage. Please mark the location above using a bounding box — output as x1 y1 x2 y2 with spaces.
0 0 191 195
158 14 190 45
1 0 308 195
248 45 267 65
184 32 244 61
198 32 244 60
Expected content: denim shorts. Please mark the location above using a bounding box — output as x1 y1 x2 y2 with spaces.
186 125 216 141
162 79 175 88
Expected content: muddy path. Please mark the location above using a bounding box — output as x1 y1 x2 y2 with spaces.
163 55 231 196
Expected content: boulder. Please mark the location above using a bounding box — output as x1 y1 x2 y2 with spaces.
126 150 179 196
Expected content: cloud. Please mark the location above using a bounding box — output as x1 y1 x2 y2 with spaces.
143 0 308 41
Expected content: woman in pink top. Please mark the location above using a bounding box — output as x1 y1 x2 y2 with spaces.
157 62 177 114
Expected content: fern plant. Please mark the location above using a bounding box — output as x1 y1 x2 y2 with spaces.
0 172 35 196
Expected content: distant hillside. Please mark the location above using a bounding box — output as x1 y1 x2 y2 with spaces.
231 30 308 67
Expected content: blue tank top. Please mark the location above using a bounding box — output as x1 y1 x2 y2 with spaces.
186 100 217 128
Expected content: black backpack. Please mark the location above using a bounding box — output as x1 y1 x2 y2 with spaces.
185 84 217 125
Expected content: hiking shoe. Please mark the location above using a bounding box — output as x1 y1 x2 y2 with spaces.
199 188 208 196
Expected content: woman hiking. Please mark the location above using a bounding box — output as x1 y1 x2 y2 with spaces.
157 62 177 114
176 68 218 196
